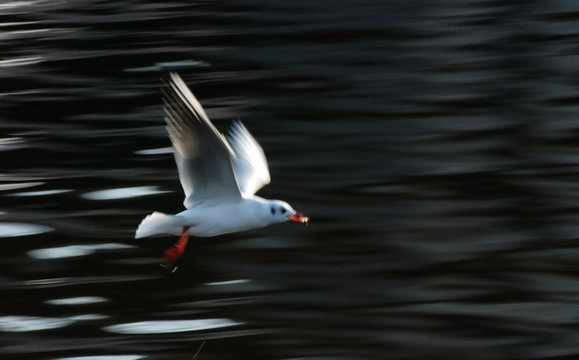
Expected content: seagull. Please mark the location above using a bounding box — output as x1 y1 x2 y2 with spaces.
135 72 308 267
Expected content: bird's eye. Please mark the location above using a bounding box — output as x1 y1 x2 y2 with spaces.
281 208 286 214
270 206 275 215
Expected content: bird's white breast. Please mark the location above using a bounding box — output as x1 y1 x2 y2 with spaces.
176 198 268 237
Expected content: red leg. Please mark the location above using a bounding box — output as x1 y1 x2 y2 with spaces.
164 226 190 265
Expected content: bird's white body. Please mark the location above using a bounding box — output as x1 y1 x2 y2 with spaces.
135 72 307 247
136 196 291 238
178 197 284 236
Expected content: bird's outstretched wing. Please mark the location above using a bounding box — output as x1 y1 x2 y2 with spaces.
163 72 241 208
227 121 271 195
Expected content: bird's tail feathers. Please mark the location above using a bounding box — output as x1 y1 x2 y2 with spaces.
135 212 187 239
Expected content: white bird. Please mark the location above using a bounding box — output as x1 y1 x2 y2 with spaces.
135 72 308 266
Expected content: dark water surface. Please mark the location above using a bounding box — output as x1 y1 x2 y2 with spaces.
1 1 579 359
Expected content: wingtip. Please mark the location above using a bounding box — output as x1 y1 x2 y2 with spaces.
168 71 180 82
232 119 246 128
160 71 181 87
229 120 248 137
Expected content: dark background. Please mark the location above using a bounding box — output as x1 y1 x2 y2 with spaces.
1 1 579 359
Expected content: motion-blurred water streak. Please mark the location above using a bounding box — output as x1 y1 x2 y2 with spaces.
1 1 579 359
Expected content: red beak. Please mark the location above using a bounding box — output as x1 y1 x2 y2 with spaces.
289 212 309 224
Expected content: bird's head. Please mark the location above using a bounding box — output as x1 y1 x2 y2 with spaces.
267 200 309 225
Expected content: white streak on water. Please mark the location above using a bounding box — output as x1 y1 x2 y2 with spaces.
0 222 53 237
206 279 251 286
8 189 72 196
134 146 173 155
0 314 107 332
0 182 44 191
81 186 169 200
104 319 241 334
46 296 108 305
27 243 135 259
55 356 146 360
124 60 209 72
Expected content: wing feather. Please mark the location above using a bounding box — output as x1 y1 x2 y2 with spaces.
163 72 241 208
227 121 270 195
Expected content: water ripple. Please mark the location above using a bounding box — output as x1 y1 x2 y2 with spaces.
27 243 135 259
46 296 108 305
1 0 579 358
0 314 107 332
22 275 159 289
104 319 241 334
0 222 53 237
0 315 73 332
55 356 146 360
80 186 170 200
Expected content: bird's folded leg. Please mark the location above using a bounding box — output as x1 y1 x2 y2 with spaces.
161 226 190 269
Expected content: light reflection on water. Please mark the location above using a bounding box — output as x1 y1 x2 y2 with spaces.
0 314 107 332
0 181 44 191
206 279 250 286
80 186 170 201
22 275 160 289
27 243 135 259
0 222 53 236
133 147 172 155
0 316 75 332
104 319 242 334
1 0 579 359
55 356 146 360
7 189 72 196
46 296 108 305
125 59 210 73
